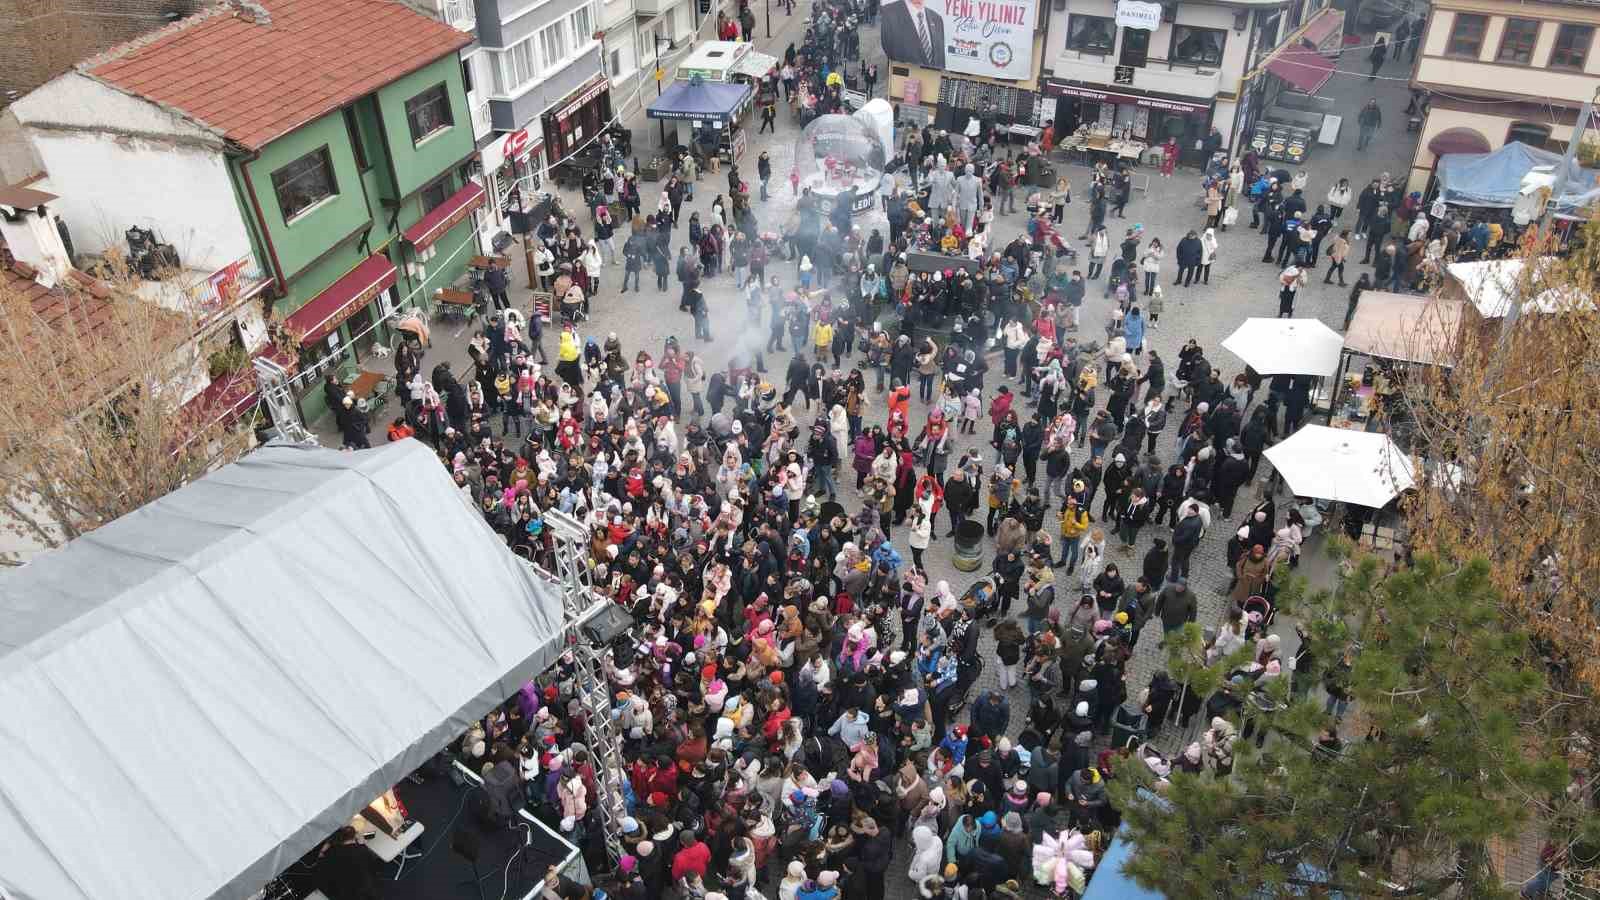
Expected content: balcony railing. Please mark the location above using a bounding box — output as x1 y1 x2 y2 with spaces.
442 0 475 30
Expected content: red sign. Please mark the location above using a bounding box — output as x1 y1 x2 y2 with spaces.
557 75 609 121
504 129 531 159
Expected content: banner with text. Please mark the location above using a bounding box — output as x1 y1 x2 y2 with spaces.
880 0 1038 80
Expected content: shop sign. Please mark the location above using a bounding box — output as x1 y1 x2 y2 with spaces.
1115 0 1163 31
557 75 609 121
1048 81 1209 115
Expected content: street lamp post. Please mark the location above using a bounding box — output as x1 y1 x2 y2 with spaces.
654 33 671 147
765 0 771 38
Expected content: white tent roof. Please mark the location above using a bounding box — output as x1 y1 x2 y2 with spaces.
1221 317 1344 377
1444 257 1593 318
0 441 567 900
1263 425 1416 507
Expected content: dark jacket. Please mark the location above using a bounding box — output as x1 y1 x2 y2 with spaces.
1175 236 1204 267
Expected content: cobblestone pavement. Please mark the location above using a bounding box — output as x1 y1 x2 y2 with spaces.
309 12 1552 892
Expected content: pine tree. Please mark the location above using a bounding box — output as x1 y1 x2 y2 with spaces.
1110 552 1570 898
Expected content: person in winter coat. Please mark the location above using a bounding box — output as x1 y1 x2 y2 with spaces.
1211 442 1252 517
1231 544 1273 603
1142 537 1170 591
908 826 943 884
1174 230 1203 286
1199 228 1219 284
1155 578 1196 643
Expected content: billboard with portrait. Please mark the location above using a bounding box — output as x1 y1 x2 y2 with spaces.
880 0 1037 80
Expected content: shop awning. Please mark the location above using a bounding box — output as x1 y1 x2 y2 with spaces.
1267 47 1335 94
404 181 487 252
0 440 570 900
732 50 779 79
179 369 258 428
1299 8 1346 52
284 252 397 345
1428 126 1491 157
647 79 752 121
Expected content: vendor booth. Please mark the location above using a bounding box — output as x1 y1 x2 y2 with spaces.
677 39 779 86
1442 256 1594 318
0 441 614 900
646 77 754 165
1435 141 1600 209
1329 291 1464 434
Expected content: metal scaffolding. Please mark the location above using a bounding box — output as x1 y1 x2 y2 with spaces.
541 509 626 868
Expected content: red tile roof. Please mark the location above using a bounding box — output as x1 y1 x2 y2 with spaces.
85 0 472 150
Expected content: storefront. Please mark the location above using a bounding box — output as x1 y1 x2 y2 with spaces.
542 74 613 166
476 129 548 248
1043 80 1213 157
285 252 400 395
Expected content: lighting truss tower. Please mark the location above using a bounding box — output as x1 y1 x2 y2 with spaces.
541 509 626 868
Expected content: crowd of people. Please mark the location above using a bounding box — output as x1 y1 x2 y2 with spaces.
360 82 1397 900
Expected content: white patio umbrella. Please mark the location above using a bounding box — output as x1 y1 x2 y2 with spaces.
1263 425 1416 508
1220 318 1345 377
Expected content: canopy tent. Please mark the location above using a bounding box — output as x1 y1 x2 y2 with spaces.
732 49 780 79
0 441 573 900
1435 141 1600 208
1221 317 1344 376
1442 257 1592 318
1343 292 1464 367
1264 425 1416 507
647 79 753 122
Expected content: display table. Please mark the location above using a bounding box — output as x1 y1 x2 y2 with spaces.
345 371 385 400
354 815 424 878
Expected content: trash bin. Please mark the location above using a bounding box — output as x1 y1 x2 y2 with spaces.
953 521 986 572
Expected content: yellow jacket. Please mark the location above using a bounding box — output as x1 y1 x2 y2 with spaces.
558 331 580 362
1059 506 1089 539
813 322 834 349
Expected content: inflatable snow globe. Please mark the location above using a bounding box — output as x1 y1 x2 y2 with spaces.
796 113 888 217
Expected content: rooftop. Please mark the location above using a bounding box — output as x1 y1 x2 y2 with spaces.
83 0 473 151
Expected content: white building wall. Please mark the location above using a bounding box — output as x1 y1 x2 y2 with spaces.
11 73 253 274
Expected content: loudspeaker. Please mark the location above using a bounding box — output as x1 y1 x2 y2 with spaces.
451 825 482 863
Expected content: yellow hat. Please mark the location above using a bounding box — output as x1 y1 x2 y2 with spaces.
1114 612 1129 625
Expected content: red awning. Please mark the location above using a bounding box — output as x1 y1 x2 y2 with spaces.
404 181 487 252
1299 9 1345 52
285 253 397 344
1267 47 1335 95
1428 126 1492 157
179 370 258 429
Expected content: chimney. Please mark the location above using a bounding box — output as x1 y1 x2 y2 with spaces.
0 185 72 290
228 0 273 24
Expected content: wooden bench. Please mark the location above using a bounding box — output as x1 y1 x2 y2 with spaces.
435 288 475 306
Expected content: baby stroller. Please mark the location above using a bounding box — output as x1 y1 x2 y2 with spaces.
1110 700 1149 748
1241 593 1276 640
960 575 1001 621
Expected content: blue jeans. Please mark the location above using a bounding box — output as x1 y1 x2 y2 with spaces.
814 464 837 499
1324 695 1350 719
1056 536 1080 569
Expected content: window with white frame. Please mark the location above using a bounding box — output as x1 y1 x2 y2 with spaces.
539 21 568 70
493 38 538 96
572 4 594 44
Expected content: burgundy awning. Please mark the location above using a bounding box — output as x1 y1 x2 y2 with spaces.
285 253 397 344
180 371 258 429
404 181 487 252
1267 47 1335 95
1428 127 1492 157
1299 9 1345 52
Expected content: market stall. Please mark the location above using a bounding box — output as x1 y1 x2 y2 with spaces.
1443 257 1594 318
1329 291 1463 432
646 76 754 164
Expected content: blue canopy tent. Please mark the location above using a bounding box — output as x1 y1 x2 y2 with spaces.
1435 141 1600 209
647 79 753 122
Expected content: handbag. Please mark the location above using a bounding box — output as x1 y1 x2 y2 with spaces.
1222 206 1239 226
